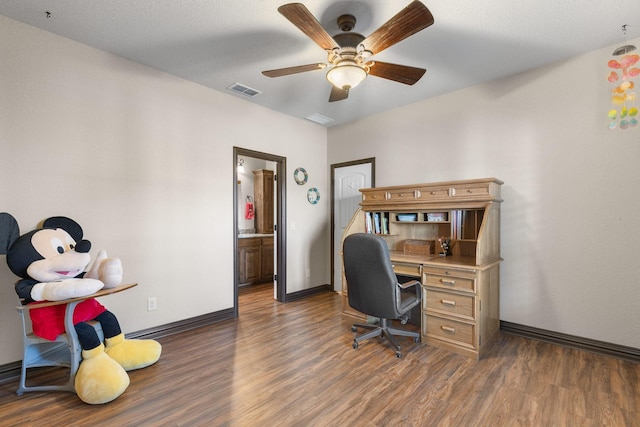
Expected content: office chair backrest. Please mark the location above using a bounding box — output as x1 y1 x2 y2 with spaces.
343 233 401 320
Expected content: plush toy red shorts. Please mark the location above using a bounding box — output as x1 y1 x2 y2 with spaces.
29 298 107 341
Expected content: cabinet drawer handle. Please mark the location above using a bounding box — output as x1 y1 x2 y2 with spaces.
385 192 391 200
440 279 456 285
415 190 421 198
441 299 456 306
441 325 456 333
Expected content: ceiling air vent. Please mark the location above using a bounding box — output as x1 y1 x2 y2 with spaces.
305 113 334 126
227 83 261 97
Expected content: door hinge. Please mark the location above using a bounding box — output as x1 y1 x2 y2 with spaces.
274 174 277 181
274 274 277 282
274 224 277 231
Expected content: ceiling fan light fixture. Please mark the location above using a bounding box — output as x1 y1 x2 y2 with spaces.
326 61 367 90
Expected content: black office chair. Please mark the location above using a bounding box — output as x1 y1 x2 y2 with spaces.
343 233 422 358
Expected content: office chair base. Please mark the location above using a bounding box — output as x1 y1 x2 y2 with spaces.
351 319 420 358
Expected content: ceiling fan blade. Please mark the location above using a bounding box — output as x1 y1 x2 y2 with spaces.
329 85 349 102
278 3 340 51
362 0 434 55
367 61 426 85
262 63 327 78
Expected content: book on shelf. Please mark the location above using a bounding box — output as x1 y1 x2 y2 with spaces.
381 216 389 234
373 213 381 234
365 212 373 234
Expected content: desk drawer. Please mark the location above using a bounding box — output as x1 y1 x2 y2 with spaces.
423 314 475 348
415 185 450 201
361 189 389 204
449 183 492 199
424 269 476 293
425 289 475 320
392 262 422 278
386 189 419 203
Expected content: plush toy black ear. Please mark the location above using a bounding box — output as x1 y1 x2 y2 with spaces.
0 212 20 255
42 216 84 241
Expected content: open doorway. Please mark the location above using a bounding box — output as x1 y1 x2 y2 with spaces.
233 147 287 317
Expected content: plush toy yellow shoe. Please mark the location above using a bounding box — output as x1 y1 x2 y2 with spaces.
105 333 162 371
75 343 130 405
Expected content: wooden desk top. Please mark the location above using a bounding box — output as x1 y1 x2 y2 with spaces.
389 251 500 270
17 283 138 310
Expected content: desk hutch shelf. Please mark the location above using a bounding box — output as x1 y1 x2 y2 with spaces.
341 178 503 359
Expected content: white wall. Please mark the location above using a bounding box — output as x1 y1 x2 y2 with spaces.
328 38 640 348
0 16 329 365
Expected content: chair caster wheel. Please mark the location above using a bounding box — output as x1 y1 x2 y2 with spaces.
351 325 357 332
352 341 359 349
395 351 402 358
414 336 420 343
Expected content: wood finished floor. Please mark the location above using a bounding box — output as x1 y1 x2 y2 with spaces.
1 282 639 426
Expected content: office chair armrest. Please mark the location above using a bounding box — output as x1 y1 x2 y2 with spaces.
397 279 420 289
397 280 422 304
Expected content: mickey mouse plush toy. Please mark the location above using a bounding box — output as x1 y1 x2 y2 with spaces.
0 213 161 404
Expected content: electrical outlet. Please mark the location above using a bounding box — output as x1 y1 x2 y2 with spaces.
147 297 158 311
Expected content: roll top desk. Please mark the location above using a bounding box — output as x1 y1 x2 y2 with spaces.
341 178 503 359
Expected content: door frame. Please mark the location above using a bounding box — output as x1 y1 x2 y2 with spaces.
330 157 375 290
233 147 287 316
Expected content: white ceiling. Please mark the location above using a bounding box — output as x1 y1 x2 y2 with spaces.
2 0 639 127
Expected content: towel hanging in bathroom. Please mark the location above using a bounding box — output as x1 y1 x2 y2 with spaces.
245 196 255 220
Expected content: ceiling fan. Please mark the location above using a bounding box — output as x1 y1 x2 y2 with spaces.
262 1 434 102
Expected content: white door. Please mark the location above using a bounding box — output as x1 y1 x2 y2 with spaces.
333 163 373 292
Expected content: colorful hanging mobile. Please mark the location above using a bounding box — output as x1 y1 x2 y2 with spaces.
607 29 639 130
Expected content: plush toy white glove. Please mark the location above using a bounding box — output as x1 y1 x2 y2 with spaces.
31 278 105 302
85 250 123 289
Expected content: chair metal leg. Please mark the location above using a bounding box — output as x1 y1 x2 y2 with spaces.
381 328 401 351
351 318 420 357
352 322 377 332
354 327 383 342
387 327 421 340
16 301 103 395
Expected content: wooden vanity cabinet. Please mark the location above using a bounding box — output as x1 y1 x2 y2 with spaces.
239 236 274 286
341 177 503 359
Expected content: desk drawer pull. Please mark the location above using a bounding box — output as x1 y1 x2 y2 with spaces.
441 299 456 306
441 325 456 333
440 279 456 285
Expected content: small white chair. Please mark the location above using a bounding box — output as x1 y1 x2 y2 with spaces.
16 299 103 395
